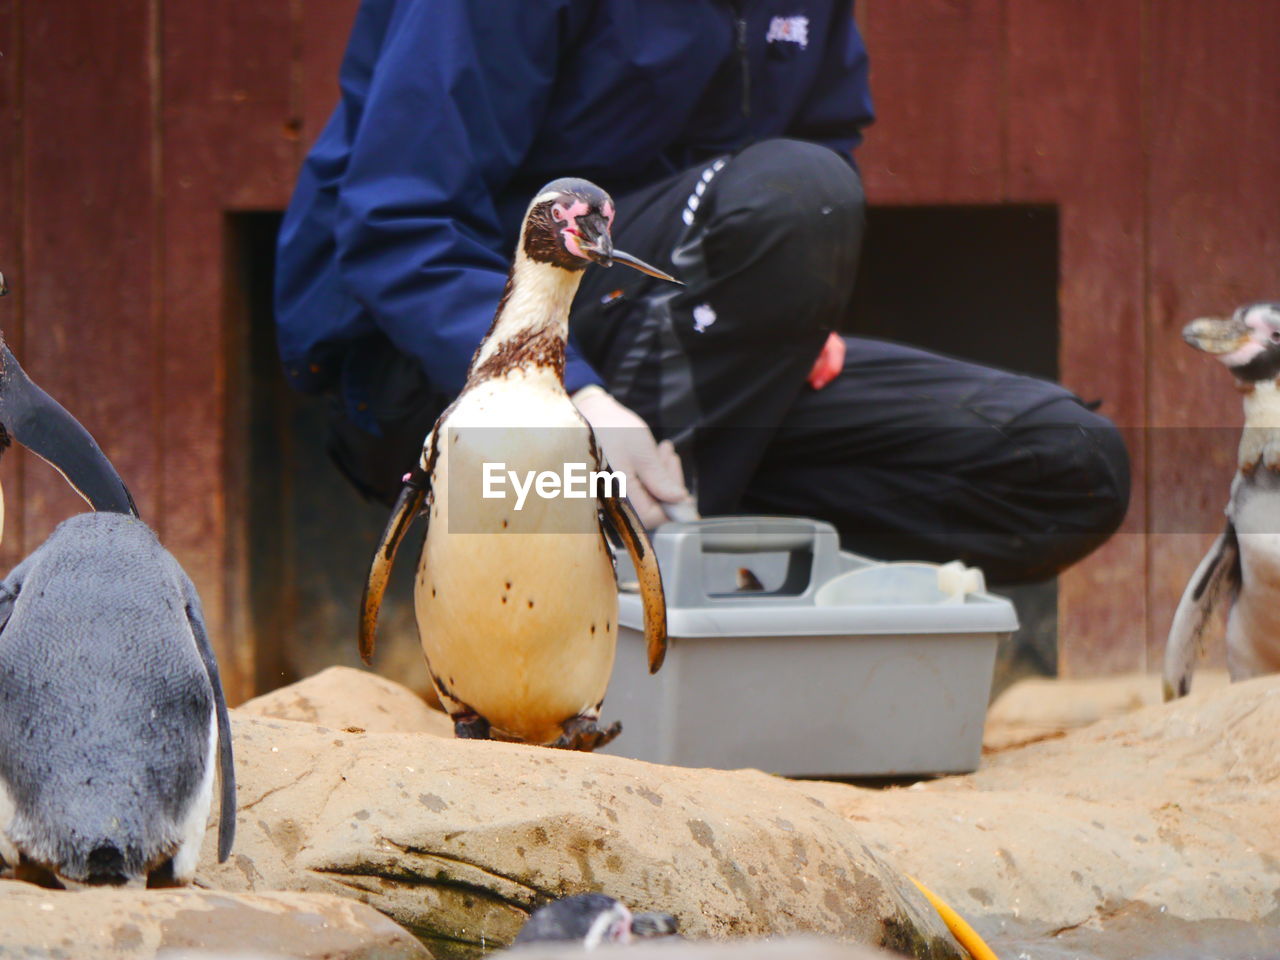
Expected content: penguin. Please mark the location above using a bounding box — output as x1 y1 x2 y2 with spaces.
0 514 235 887
1165 301 1280 699
512 892 679 948
359 178 673 751
0 278 233 886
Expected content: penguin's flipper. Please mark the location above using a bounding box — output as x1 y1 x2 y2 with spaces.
600 495 667 673
182 583 236 862
1164 520 1241 701
360 461 431 665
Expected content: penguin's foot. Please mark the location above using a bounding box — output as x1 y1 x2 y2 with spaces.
13 860 63 889
147 857 182 888
452 712 492 740
550 715 621 752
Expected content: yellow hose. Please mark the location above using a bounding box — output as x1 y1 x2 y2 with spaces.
908 875 1001 960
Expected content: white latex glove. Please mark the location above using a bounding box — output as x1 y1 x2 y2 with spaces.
572 385 692 527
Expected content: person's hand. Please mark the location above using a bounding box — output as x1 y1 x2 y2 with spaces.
807 331 846 390
572 386 692 527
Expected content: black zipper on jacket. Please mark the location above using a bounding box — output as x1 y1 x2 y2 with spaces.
735 14 751 117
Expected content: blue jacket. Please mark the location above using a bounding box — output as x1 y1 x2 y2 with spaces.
276 0 873 428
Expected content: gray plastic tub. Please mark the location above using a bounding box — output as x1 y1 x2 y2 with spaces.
603 516 1017 777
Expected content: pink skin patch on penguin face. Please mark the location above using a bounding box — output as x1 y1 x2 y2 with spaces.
1220 306 1280 367
552 198 593 260
1220 341 1267 367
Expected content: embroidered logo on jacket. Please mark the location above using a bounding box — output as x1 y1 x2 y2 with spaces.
766 15 809 49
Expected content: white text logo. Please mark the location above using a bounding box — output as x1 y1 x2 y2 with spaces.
482 462 625 511
766 15 809 49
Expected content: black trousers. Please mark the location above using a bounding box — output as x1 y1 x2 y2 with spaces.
328 139 1130 583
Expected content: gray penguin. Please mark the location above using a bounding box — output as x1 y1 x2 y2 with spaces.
0 274 229 885
1165 302 1280 697
0 512 234 887
512 892 679 949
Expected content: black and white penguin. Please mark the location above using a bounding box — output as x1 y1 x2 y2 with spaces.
0 283 233 886
0 513 235 887
512 893 679 949
1165 301 1280 698
360 178 672 751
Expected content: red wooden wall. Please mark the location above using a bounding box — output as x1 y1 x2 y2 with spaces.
0 0 358 702
0 1 1276 699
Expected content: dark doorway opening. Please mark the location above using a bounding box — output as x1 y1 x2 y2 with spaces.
225 212 431 698
845 204 1059 381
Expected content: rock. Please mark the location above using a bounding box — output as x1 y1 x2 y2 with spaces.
803 675 1280 959
239 666 453 736
983 670 1230 751
199 715 960 960
503 936 902 959
0 879 429 959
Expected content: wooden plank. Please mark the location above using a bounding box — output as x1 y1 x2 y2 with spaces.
858 0 1005 204
0 0 26 571
161 0 296 702
1006 0 1147 675
299 0 359 155
163 0 297 211
1145 0 1280 673
1007 0 1144 424
20 0 159 548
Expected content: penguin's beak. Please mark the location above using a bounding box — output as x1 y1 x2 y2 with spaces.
608 248 684 285
579 220 683 285
0 340 137 515
1183 315 1251 355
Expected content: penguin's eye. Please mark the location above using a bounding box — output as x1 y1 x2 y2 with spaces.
1270 330 1280 344
551 205 566 222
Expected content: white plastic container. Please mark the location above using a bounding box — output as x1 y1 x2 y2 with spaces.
603 516 1017 777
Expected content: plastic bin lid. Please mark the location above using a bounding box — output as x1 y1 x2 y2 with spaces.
617 516 1019 639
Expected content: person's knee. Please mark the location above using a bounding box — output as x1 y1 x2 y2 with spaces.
693 140 864 342
706 139 864 260
1044 401 1130 533
1002 398 1131 579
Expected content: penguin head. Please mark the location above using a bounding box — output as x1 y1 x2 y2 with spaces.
0 272 137 523
512 892 679 949
522 178 681 284
1184 302 1280 382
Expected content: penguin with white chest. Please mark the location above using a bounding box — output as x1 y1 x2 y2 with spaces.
360 178 673 751
0 277 234 886
1165 301 1280 698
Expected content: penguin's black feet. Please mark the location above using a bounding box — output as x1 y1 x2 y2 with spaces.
452 712 492 740
13 859 61 889
550 715 621 752
147 857 181 888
